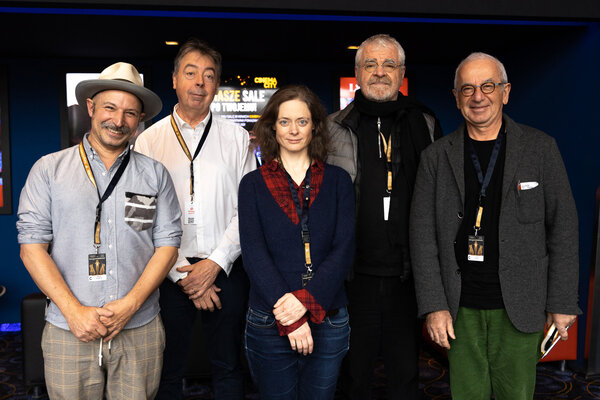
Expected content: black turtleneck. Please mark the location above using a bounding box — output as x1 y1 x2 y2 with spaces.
353 91 410 275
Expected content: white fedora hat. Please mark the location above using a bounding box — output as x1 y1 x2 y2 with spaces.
75 62 162 121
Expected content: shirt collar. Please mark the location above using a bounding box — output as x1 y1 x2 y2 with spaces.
173 104 211 131
82 133 130 163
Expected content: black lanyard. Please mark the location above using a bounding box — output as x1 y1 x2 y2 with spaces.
284 163 313 269
170 112 213 202
79 141 131 251
466 129 504 235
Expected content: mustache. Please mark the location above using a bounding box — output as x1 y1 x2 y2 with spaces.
368 77 392 85
100 121 132 135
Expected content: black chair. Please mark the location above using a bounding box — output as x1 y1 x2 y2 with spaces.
20 292 47 397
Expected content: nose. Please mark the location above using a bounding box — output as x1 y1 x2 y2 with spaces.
472 86 485 101
373 64 386 76
113 111 125 126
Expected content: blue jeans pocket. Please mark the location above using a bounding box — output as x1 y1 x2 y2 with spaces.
325 306 349 328
246 307 276 329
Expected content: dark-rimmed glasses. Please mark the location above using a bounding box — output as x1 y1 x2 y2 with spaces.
457 82 506 97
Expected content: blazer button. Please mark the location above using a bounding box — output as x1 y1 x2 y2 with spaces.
457 211 464 219
456 269 461 276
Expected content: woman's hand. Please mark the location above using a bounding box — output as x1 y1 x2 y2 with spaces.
287 321 313 355
273 293 307 326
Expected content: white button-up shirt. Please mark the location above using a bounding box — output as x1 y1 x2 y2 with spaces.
135 106 256 281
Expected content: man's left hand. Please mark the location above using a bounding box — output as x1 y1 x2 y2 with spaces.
547 313 577 341
177 259 222 300
99 297 138 341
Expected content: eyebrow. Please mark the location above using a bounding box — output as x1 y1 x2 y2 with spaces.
364 58 398 63
101 101 140 114
183 64 216 73
461 78 496 86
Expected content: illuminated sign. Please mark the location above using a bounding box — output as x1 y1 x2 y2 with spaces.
339 77 408 110
210 75 279 131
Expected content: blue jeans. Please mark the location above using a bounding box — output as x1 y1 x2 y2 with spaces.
245 306 350 400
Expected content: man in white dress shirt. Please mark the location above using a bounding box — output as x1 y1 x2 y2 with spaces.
135 38 255 400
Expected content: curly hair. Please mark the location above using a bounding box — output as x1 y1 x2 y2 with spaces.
253 85 330 162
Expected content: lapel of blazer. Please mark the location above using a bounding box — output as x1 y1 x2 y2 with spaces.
501 115 525 202
444 125 466 208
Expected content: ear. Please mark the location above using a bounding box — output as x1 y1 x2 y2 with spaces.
452 89 460 109
86 98 95 117
139 112 146 122
172 73 177 90
502 83 511 105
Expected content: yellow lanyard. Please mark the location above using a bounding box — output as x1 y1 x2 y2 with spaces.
379 131 393 193
170 112 212 202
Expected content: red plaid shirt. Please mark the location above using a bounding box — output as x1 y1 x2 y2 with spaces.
260 159 327 336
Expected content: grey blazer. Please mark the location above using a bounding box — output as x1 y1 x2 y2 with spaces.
410 114 581 333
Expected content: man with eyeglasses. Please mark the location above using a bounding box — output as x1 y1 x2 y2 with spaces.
135 38 255 399
410 52 580 399
327 34 442 399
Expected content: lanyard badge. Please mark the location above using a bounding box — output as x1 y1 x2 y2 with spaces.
170 112 213 224
283 162 314 287
466 130 505 263
79 141 130 281
377 117 393 221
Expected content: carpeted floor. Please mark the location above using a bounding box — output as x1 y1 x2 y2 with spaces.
1 330 600 399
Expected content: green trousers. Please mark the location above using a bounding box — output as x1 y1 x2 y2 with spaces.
447 307 544 400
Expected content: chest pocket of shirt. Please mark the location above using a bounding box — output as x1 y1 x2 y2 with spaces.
125 192 156 231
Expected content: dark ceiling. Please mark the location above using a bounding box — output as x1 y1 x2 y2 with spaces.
0 7 591 70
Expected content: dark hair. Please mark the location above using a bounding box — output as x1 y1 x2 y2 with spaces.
173 38 222 81
253 85 330 162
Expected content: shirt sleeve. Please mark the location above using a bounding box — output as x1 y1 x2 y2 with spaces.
292 288 326 323
208 129 257 275
17 157 54 244
150 161 182 249
276 314 309 336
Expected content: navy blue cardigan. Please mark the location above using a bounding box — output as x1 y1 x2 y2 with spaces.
239 163 356 314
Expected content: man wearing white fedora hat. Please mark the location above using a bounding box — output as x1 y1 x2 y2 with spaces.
17 62 183 399
136 38 255 399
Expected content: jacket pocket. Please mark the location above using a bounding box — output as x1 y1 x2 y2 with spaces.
125 192 156 231
515 184 544 224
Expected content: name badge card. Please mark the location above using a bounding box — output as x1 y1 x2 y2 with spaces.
88 253 107 281
467 235 484 262
184 201 196 225
383 196 390 221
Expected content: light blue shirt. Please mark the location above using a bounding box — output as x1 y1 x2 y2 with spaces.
17 135 182 330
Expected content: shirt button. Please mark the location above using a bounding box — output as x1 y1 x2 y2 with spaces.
102 172 107 176
108 219 112 224
110 295 114 299
457 211 464 219
456 269 461 276
108 244 113 249
109 270 114 275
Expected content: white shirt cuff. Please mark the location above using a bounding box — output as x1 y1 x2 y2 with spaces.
208 249 232 276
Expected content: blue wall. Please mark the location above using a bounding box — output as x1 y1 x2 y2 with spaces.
1 22 599 363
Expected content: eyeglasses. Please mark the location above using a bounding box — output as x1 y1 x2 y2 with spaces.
362 61 402 73
457 82 506 97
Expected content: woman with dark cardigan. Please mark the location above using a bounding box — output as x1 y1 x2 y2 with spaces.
238 85 355 399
